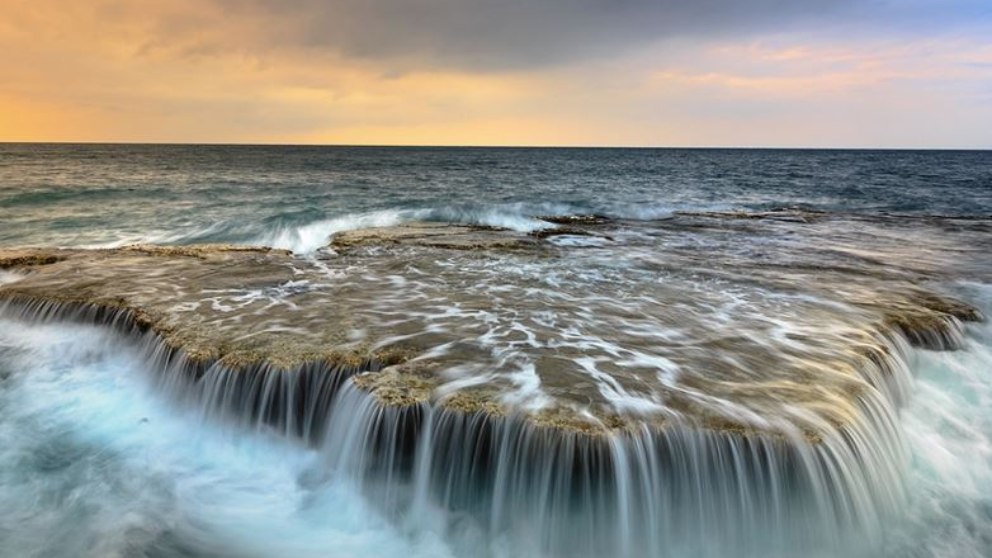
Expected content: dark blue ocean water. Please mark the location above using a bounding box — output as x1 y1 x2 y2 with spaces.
1 144 989 251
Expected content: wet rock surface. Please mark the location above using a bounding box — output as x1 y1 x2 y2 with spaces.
331 222 540 252
0 212 988 439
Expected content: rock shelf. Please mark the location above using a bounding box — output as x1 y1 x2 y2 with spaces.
1 213 985 441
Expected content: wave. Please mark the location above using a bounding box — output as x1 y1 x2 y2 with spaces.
172 204 583 254
235 202 686 254
61 199 978 256
256 210 419 254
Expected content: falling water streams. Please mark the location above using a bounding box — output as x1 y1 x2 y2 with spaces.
1 146 991 557
0 284 990 557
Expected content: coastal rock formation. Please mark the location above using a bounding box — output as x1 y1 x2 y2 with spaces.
1 212 988 555
331 222 539 252
0 213 985 436
329 218 615 252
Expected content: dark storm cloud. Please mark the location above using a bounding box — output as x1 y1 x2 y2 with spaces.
213 0 854 69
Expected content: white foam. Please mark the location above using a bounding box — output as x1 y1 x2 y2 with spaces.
547 235 610 247
72 200 714 256
427 202 575 232
258 210 421 254
248 204 562 254
881 283 992 558
0 270 25 285
0 318 455 558
498 361 553 411
574 356 666 415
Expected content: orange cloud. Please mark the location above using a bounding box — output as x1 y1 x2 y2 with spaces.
0 1 989 147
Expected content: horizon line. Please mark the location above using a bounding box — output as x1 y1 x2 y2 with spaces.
1 140 990 151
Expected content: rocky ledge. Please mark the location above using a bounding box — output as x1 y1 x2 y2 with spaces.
0 213 987 441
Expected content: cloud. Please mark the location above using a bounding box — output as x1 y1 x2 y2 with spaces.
164 0 855 70
8 1 987 72
0 0 989 146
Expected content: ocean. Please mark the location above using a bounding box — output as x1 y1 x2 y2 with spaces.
1 144 991 558
2 145 990 251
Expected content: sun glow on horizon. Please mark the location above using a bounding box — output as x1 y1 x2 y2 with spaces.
1 0 990 148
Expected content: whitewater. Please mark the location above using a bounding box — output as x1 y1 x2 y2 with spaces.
0 284 989 557
1 145 990 557
2 146 989 253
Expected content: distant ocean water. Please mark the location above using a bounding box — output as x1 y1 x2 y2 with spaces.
1 144 989 252
2 144 992 558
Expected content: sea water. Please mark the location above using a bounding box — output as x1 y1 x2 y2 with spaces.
0 145 990 557
1 145 989 252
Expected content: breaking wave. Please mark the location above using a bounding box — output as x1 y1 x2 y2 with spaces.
122 202 689 254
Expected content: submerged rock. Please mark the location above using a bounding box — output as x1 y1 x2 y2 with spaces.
0 212 986 442
0 249 67 268
330 219 615 252
537 214 612 226
330 222 539 252
3 213 990 555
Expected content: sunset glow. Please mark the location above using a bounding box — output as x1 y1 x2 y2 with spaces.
1 0 990 147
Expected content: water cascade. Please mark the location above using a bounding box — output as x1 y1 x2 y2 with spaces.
0 291 969 557
1 210 990 558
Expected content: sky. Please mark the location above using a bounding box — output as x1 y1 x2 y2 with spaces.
0 0 990 148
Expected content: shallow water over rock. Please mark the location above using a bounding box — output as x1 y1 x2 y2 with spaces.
1 210 990 557
2 212 986 432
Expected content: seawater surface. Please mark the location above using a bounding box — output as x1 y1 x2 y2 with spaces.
0 319 454 558
1 145 991 558
1 145 989 252
1 289 990 557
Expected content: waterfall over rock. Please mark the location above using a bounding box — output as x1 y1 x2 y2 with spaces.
1 211 990 557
